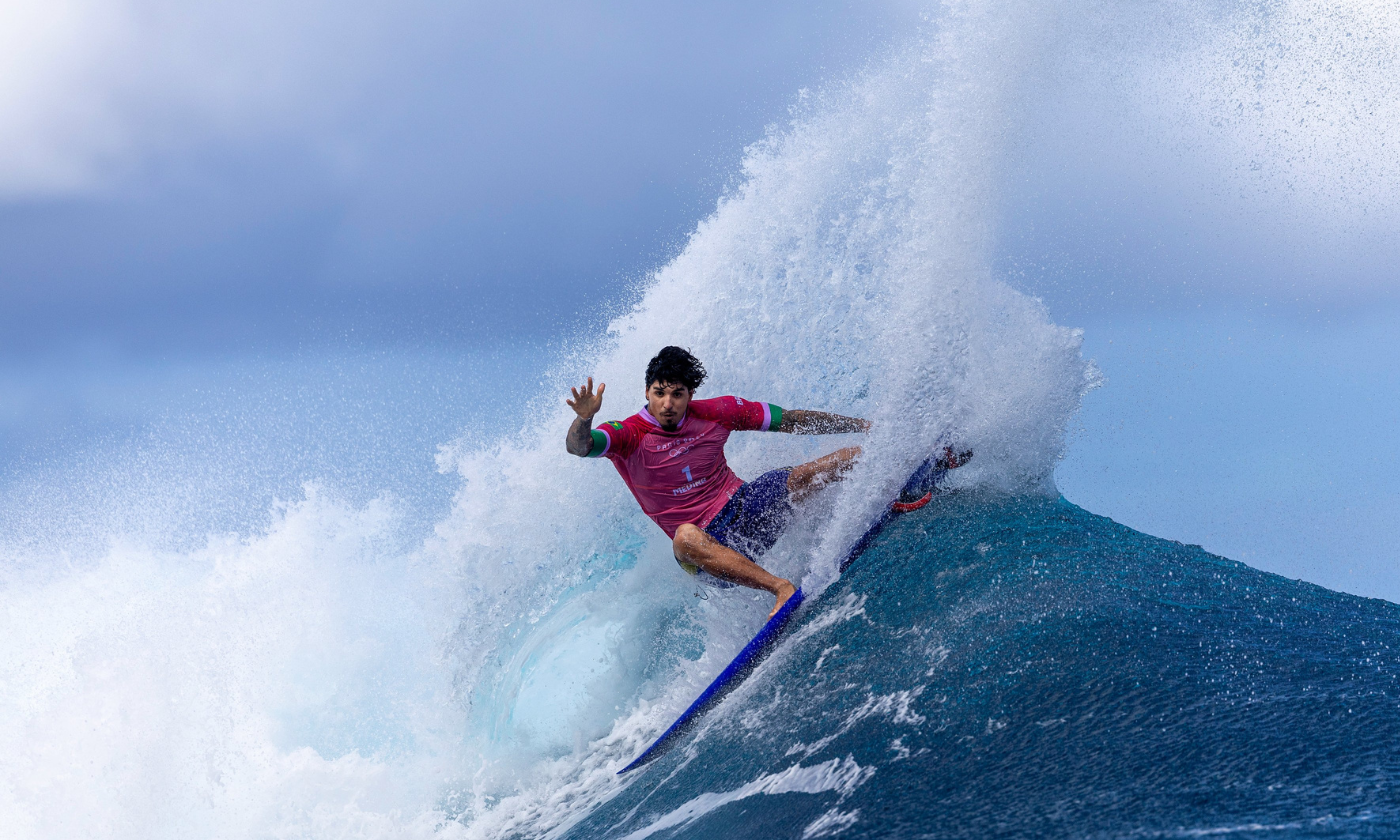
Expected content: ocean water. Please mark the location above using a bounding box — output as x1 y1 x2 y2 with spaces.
568 491 1400 839
3 1 1397 838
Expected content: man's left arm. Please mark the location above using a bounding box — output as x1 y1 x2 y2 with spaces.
777 409 870 435
691 397 869 435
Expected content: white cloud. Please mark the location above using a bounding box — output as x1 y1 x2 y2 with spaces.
0 0 366 197
0 0 129 193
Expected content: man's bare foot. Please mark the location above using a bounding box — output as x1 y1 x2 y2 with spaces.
768 580 797 619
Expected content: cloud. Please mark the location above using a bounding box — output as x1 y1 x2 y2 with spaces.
0 0 368 197
4 0 1392 353
0 0 919 200
0 0 127 194
0 0 919 354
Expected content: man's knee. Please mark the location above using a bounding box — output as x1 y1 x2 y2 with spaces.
673 523 705 556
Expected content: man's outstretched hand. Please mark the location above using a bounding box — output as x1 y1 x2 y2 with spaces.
567 377 606 420
565 378 606 457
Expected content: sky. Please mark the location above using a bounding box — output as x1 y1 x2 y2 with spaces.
0 0 1396 598
0 0 924 355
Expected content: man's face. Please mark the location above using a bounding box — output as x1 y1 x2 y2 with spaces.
646 381 692 430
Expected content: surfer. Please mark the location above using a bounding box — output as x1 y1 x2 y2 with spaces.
566 346 870 618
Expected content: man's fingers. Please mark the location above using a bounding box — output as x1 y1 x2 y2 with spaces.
567 378 603 417
568 378 603 416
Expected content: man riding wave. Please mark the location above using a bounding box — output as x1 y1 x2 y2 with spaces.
566 346 870 618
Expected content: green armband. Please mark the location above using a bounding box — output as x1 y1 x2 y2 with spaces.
768 404 784 431
587 429 609 457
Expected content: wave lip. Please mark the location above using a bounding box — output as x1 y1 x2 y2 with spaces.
568 491 1400 839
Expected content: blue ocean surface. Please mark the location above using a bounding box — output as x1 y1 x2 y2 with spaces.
571 492 1400 839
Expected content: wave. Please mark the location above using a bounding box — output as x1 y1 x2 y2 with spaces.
5 0 1396 836
567 492 1400 838
430 8 1091 835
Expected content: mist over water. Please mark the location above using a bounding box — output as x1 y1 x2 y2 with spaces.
2 1 1396 837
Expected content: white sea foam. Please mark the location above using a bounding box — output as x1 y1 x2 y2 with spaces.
0 487 471 839
1141 0 1400 231
616 756 875 840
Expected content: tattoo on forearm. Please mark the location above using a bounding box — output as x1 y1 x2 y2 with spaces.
779 410 870 435
567 416 595 456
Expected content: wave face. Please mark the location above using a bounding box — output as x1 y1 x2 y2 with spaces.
568 492 1400 839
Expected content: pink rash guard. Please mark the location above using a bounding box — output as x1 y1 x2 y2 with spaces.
587 396 785 538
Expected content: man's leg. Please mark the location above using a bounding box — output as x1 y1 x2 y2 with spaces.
786 445 862 503
674 524 797 619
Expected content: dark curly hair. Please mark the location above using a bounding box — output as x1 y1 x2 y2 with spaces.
645 346 707 392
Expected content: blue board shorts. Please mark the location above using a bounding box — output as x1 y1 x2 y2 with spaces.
677 468 794 588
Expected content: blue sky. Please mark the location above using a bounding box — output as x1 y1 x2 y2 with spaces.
0 0 1396 598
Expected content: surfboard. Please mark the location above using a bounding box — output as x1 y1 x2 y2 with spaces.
617 586 805 774
617 446 968 774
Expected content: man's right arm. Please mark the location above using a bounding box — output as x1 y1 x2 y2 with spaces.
565 377 606 458
566 415 596 457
